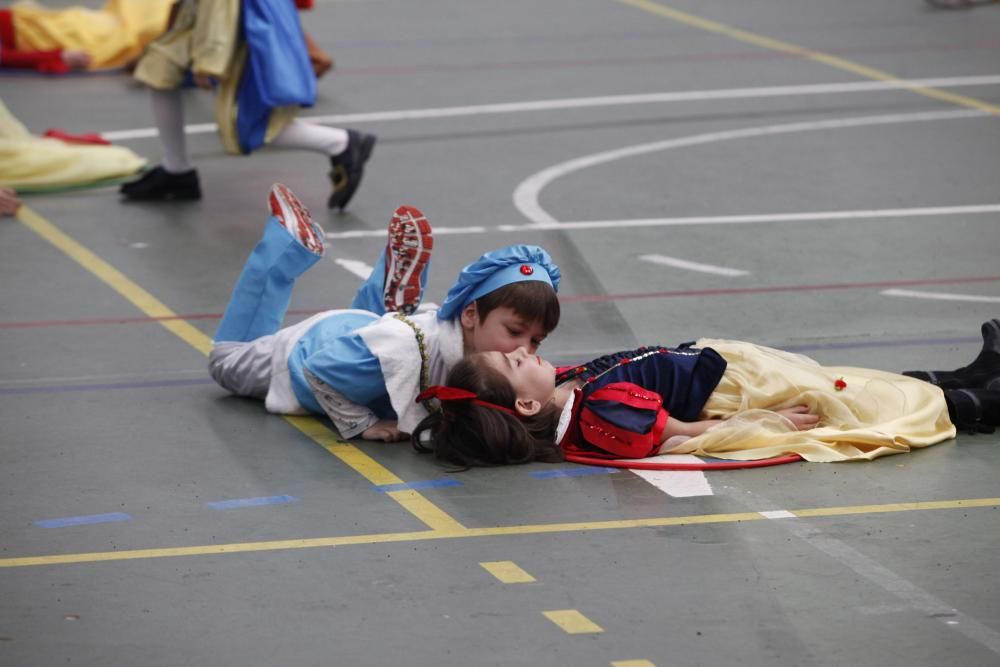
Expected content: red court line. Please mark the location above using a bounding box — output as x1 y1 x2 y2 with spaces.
3 276 998 330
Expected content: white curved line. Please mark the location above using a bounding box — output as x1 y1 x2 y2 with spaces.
513 108 987 224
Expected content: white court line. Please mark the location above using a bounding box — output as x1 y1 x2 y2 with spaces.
333 258 372 279
759 510 796 519
513 108 988 224
640 253 748 277
99 76 1000 142
633 468 714 498
882 288 1000 304
325 203 1000 239
772 504 1000 654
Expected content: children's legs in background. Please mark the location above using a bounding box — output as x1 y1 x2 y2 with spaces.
150 88 193 173
270 118 348 157
350 205 433 315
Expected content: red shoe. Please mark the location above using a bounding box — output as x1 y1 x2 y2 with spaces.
268 183 325 255
384 205 433 314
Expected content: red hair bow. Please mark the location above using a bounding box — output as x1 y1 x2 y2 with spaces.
416 386 520 417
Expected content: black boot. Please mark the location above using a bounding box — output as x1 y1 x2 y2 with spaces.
944 388 1000 434
327 130 376 211
903 319 1000 389
120 166 201 201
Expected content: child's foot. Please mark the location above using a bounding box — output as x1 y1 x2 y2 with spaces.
903 318 1000 389
944 388 1000 434
327 130 376 211
120 166 201 201
384 205 433 314
268 183 325 255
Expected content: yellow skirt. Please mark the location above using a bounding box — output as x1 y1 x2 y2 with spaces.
10 0 174 71
0 99 146 189
666 339 956 462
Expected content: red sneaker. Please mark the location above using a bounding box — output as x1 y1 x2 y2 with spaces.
268 183 325 255
384 205 433 314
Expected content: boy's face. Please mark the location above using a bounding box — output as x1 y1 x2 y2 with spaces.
461 304 549 354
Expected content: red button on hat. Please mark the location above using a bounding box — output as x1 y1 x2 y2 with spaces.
520 264 534 275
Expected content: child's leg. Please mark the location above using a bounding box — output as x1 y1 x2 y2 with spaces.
214 185 325 342
270 118 348 156
119 88 202 200
903 319 1000 389
268 120 375 211
150 87 193 173
208 336 278 399
350 205 433 315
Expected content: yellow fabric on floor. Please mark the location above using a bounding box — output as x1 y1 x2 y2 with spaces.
0 99 146 189
10 0 174 71
666 339 956 462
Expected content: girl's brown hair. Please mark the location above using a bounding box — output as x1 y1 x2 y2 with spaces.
412 355 563 467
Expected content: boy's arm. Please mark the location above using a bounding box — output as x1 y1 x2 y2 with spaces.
305 371 381 440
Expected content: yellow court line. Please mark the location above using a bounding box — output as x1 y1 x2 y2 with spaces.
480 560 537 583
16 206 464 532
543 609 605 634
616 0 1000 117
17 206 214 356
2 497 996 569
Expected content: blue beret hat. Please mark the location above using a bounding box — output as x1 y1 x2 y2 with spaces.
437 244 560 320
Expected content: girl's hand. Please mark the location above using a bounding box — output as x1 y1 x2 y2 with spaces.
776 405 820 431
361 420 404 442
61 50 92 70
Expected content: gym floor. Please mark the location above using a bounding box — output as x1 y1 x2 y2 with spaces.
2 1 999 665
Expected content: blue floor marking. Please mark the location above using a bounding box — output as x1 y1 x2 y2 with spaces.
34 512 133 528
375 479 463 492
531 468 618 479
208 495 299 510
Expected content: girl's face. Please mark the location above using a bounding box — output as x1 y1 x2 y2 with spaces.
481 347 556 408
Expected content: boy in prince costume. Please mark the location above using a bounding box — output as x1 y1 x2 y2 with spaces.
209 184 560 441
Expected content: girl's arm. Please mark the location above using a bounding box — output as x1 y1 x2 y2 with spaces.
660 405 819 443
660 416 721 442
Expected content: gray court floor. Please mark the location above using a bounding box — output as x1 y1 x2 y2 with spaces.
2 1 1000 665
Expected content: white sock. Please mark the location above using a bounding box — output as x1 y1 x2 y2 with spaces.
150 88 193 173
271 119 349 157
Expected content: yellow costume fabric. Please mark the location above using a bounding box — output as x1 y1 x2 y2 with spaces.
9 0 174 71
0 99 146 190
667 339 956 462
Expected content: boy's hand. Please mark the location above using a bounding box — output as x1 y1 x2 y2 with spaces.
361 420 404 442
192 72 217 90
776 406 820 431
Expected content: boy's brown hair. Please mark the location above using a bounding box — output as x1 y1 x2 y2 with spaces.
472 281 560 334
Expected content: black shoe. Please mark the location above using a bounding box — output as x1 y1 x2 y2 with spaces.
903 319 1000 389
120 166 202 201
327 130 375 211
944 388 1000 434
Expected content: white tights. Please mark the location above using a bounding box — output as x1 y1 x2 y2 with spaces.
150 89 350 174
